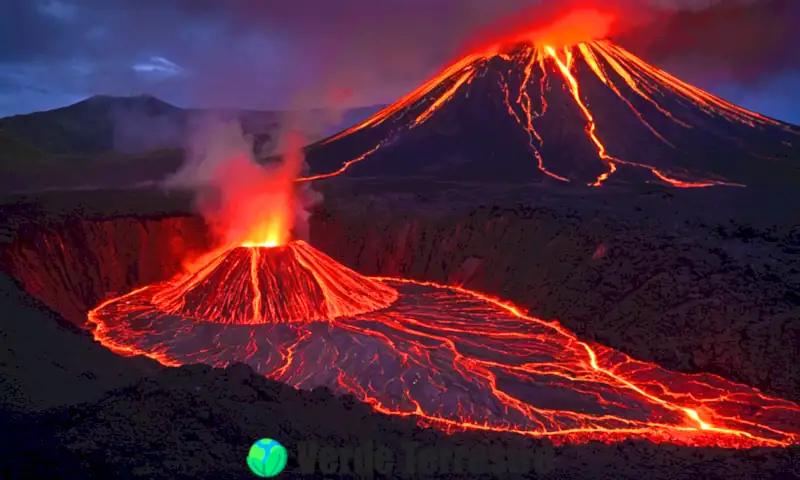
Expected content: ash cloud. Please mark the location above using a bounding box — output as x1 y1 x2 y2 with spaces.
617 0 800 85
171 0 791 97
458 0 797 82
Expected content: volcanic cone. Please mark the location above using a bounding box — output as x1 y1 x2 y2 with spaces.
302 38 798 187
150 240 398 324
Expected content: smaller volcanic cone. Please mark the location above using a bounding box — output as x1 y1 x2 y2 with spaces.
150 119 397 325
150 241 398 324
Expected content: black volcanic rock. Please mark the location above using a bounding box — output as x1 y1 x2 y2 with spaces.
310 191 800 404
0 214 211 325
2 362 798 479
0 272 160 411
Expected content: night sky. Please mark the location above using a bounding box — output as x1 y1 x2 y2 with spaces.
1 0 798 124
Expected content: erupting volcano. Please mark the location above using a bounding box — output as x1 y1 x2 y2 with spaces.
301 10 798 187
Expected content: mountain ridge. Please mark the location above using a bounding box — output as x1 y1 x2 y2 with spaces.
0 95 384 156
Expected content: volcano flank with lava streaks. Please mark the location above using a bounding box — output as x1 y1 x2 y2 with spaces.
301 10 799 187
149 242 398 325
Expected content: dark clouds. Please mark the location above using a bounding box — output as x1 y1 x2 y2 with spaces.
0 0 798 122
0 1 73 62
620 0 800 83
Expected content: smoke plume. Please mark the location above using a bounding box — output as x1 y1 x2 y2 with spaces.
162 114 321 247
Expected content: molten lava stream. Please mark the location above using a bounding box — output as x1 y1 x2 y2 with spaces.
88 242 800 448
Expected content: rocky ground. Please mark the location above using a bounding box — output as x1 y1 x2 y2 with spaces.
0 274 160 412
4 362 800 480
1 180 799 478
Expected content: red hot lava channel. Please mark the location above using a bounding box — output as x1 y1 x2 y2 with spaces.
88 241 800 448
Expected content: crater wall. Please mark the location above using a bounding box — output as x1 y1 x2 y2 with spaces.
1 216 210 325
311 205 798 403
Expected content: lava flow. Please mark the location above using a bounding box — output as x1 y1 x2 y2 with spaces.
88 242 800 448
300 9 798 187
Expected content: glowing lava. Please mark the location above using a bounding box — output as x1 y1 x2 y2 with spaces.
301 12 797 187
500 9 616 49
88 248 800 448
150 242 397 325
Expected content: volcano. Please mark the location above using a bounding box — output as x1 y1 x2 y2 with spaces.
88 239 800 448
301 39 799 187
148 241 398 325
76 11 800 453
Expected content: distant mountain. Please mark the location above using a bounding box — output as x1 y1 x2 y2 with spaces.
0 95 383 156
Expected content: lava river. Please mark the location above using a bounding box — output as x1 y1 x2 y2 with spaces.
88 242 800 448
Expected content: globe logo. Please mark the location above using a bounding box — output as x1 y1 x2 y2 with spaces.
247 438 288 478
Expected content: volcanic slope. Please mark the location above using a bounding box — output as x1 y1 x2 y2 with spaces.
302 40 799 187
144 241 398 325
88 240 800 448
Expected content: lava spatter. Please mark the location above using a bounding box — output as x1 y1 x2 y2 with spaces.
299 12 798 188
88 248 800 448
